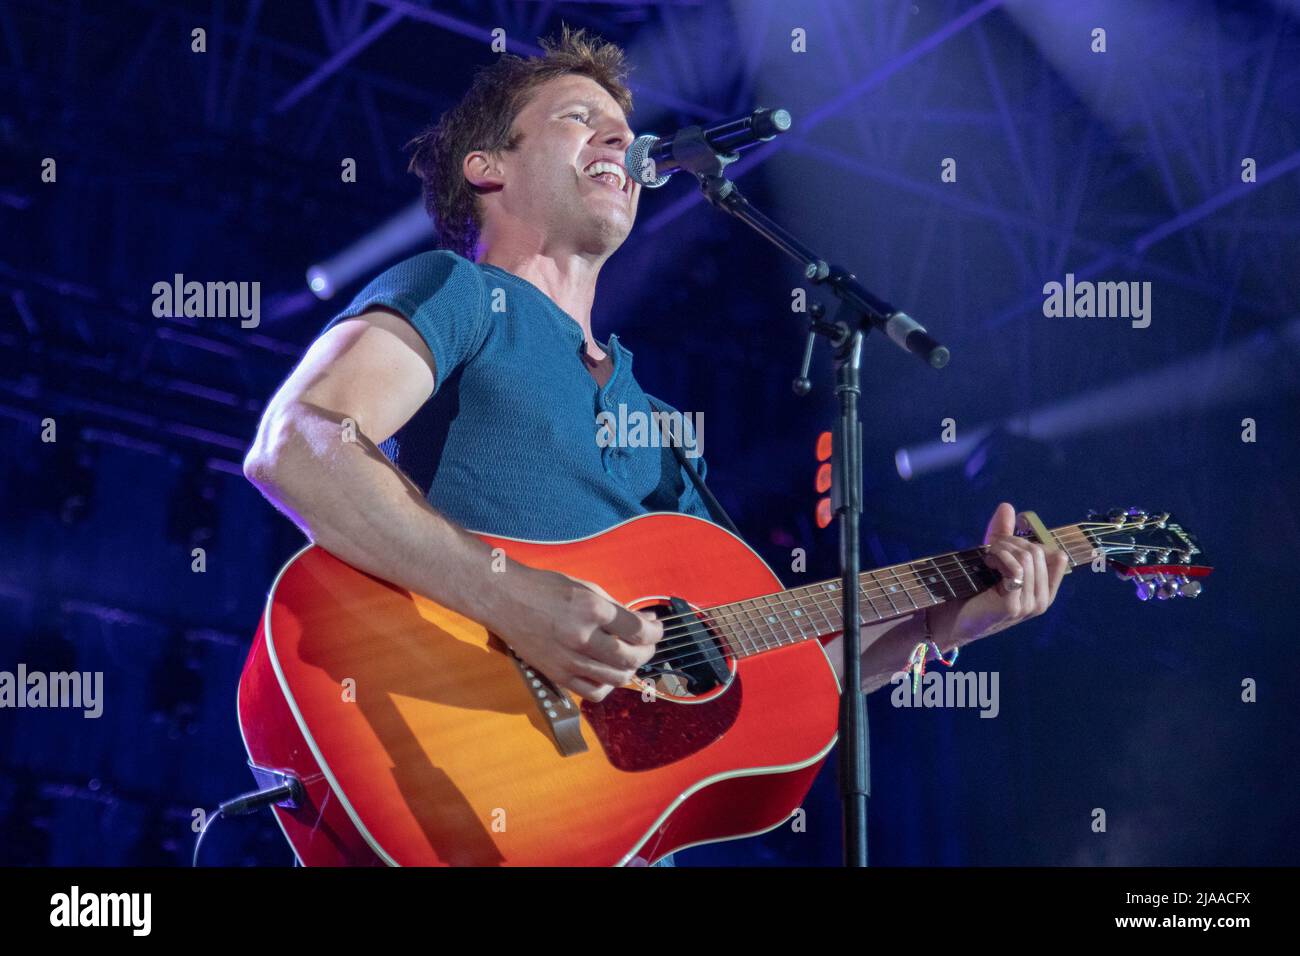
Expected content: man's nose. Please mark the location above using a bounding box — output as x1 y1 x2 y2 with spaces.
600 125 633 151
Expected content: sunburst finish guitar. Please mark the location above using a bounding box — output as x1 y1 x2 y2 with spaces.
236 508 1208 866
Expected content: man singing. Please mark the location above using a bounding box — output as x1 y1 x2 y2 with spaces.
242 26 1067 866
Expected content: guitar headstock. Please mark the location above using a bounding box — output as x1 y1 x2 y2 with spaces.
1083 508 1211 601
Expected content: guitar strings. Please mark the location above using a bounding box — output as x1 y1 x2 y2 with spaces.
635 526 1151 673
556 523 1167 683
645 525 1120 659
648 528 1092 638
648 534 1089 647
652 553 990 645
643 527 1184 674
642 523 1130 635
643 573 986 672
644 552 1021 671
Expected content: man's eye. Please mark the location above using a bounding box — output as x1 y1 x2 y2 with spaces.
565 112 589 123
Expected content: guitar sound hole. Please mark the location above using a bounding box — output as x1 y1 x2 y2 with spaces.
633 597 734 700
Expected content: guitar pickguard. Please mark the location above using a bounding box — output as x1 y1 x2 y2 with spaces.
580 677 743 772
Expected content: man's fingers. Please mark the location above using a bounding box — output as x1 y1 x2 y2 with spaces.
1005 538 1046 614
984 544 1024 596
983 501 1016 544
601 604 663 646
1031 542 1049 614
566 675 613 703
1046 550 1069 603
565 575 662 646
565 574 615 602
586 629 653 671
570 654 637 692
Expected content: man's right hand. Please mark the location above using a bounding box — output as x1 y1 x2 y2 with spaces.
485 565 664 703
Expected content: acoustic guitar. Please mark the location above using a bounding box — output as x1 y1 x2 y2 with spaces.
236 508 1208 866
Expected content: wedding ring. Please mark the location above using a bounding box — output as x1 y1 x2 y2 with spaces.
1005 578 1024 591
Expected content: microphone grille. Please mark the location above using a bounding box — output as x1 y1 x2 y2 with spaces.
626 134 670 188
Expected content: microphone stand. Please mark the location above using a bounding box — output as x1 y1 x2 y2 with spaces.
664 125 949 867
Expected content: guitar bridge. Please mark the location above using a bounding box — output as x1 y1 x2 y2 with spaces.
505 646 588 758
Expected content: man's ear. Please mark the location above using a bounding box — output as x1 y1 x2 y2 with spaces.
463 150 505 191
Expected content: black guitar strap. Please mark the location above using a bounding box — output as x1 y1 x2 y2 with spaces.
647 397 741 537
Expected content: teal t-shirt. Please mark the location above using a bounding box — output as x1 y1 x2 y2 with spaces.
324 250 712 541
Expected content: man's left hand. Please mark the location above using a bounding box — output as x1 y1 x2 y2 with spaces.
927 502 1070 650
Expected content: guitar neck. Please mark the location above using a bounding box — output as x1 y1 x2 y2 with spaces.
707 524 1095 659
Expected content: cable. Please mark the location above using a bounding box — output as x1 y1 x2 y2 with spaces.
191 775 304 867
191 806 220 867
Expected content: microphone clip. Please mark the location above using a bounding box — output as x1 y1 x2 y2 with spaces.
669 125 739 196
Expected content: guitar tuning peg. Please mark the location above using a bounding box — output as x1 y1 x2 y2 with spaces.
1156 576 1178 600
1134 578 1156 601
1178 576 1202 598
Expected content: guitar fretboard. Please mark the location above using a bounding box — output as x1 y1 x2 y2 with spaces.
700 523 1096 658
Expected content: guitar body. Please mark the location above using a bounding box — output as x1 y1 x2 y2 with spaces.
237 513 842 866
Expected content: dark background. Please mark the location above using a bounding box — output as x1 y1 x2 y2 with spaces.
1 0 1296 865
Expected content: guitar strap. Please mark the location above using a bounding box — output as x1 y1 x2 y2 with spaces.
647 397 741 537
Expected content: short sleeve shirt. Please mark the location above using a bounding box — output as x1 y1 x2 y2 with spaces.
321 249 714 541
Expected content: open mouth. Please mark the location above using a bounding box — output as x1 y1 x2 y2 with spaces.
583 159 629 194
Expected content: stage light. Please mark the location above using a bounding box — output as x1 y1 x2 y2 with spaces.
894 316 1300 479
305 200 433 301
814 431 833 527
815 462 831 493
815 497 832 529
306 268 332 299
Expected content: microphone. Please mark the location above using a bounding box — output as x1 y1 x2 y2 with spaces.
626 107 792 188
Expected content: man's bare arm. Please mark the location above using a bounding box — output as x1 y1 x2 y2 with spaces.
242 308 661 701
823 614 929 695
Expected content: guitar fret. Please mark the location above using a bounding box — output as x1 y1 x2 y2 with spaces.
762 598 784 652
781 590 812 641
860 575 889 620
953 552 980 595
875 570 904 615
891 564 921 611
787 591 812 641
814 584 837 635
817 582 843 636
765 594 797 646
715 616 744 658
731 599 761 656
927 557 959 601
747 598 777 652
906 561 941 607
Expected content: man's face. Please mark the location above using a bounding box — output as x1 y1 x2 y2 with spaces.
485 74 640 256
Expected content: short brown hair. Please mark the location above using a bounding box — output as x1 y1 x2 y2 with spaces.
405 25 633 260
